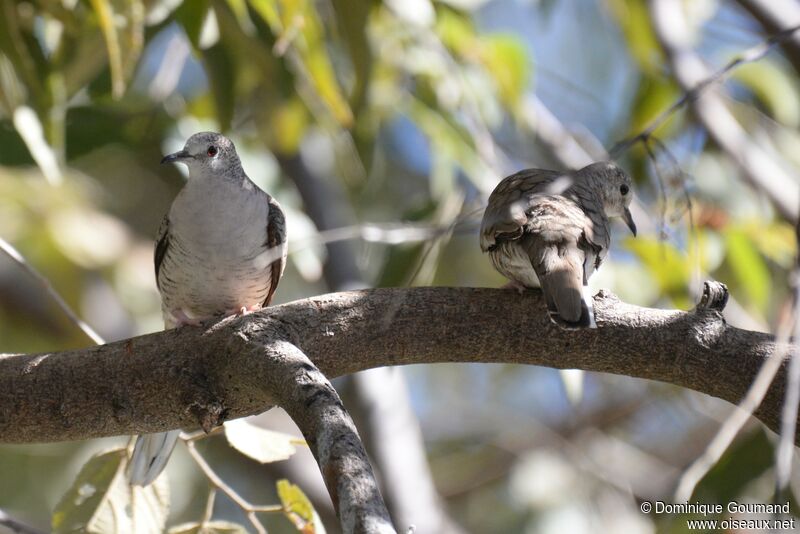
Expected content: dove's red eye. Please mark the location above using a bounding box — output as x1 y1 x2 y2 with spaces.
207 146 218 157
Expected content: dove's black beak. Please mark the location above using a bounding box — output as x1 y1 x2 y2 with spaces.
161 150 190 164
623 207 637 237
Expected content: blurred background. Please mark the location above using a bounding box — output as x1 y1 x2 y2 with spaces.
2 0 800 532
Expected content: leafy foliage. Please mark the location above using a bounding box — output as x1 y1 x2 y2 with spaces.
224 418 304 464
1 0 799 532
277 479 324 534
52 448 169 534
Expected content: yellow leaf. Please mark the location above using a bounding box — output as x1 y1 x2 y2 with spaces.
52 448 169 534
248 0 282 33
625 237 691 307
732 61 800 128
277 479 324 534
224 418 302 464
168 520 249 534
88 0 125 98
249 0 353 126
478 34 530 108
271 98 309 154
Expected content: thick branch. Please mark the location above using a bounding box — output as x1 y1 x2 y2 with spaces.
737 0 800 77
259 341 394 533
0 286 794 445
278 152 461 533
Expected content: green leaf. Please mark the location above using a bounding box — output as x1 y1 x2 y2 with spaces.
732 61 800 128
625 237 691 306
741 220 796 268
12 105 63 185
694 428 773 503
305 45 354 125
606 0 662 73
477 34 529 108
0 2 46 104
175 0 212 48
224 418 303 464
248 0 354 126
52 448 169 534
724 226 770 312
247 0 281 33
88 0 125 98
628 76 681 139
435 9 477 54
277 479 324 534
267 96 309 154
435 11 529 108
168 521 250 534
122 0 145 81
200 42 236 131
330 0 374 113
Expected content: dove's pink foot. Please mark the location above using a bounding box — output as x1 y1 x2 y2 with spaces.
227 303 262 317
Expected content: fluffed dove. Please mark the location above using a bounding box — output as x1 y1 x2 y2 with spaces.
129 132 288 486
480 161 636 328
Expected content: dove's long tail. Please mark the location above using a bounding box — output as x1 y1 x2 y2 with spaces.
129 430 180 486
582 284 597 328
533 245 594 328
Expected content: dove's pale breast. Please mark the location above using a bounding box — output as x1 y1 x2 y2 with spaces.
157 176 283 321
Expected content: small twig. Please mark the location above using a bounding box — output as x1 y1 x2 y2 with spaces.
774 213 800 497
254 219 481 271
404 193 466 287
642 140 668 239
181 425 225 442
184 439 282 534
200 489 216 527
0 236 104 345
674 296 793 502
0 509 47 534
639 0 799 221
642 137 701 292
610 23 800 156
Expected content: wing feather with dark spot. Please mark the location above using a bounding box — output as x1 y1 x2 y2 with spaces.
154 214 170 291
263 196 287 307
480 169 562 252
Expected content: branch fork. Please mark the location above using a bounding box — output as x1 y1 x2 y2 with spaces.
0 284 795 533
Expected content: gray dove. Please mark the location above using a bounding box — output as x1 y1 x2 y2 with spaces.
480 161 636 328
129 132 288 486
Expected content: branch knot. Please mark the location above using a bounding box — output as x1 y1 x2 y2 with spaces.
696 281 729 312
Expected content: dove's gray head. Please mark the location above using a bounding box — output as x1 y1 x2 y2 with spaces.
578 161 636 236
161 132 242 176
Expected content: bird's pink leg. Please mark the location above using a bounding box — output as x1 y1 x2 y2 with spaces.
227 303 263 317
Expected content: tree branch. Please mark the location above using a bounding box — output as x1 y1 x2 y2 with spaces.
0 285 793 446
736 0 800 77
647 0 800 221
0 509 46 534
278 152 462 533
258 341 394 533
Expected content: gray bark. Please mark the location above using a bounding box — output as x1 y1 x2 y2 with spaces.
648 0 800 221
278 151 463 533
2 283 796 531
0 284 792 444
